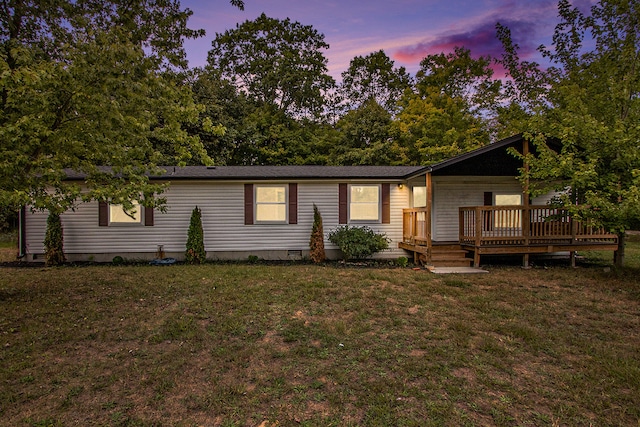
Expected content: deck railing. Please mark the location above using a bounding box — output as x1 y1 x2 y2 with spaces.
459 205 618 247
402 207 430 246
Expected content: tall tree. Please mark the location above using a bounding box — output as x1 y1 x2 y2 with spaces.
416 47 502 117
330 98 402 165
393 47 497 163
498 0 640 266
207 13 335 119
0 0 244 215
339 50 413 115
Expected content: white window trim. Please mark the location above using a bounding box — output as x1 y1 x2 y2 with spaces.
348 184 381 223
254 184 288 224
109 202 143 226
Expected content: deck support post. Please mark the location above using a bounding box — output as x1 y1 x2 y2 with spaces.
570 251 576 268
523 253 530 269
473 250 480 268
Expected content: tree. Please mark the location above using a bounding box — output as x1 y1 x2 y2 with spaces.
187 68 251 166
43 212 65 266
185 206 206 264
309 204 325 263
339 50 413 115
416 47 502 117
0 0 242 216
207 13 335 119
498 0 640 266
330 98 403 165
393 47 497 164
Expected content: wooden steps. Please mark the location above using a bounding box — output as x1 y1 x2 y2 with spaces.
429 244 472 267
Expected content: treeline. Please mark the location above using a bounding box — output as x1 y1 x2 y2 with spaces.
178 13 509 166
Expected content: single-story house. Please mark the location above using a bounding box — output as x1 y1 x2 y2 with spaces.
19 134 619 266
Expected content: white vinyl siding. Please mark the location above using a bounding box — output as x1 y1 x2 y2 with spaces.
24 181 409 259
432 177 524 242
431 177 558 242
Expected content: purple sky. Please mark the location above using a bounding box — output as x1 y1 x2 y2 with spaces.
181 0 594 80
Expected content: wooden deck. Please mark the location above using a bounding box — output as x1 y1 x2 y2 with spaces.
400 206 619 267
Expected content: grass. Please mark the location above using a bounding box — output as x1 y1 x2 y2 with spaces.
0 239 639 426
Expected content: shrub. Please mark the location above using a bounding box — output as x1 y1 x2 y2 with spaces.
327 225 390 261
396 256 409 267
309 204 326 263
44 212 65 266
185 206 206 264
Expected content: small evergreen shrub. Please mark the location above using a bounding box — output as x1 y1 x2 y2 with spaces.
247 255 259 263
185 206 206 264
309 204 326 263
44 212 65 266
112 256 124 265
396 256 409 267
328 225 390 261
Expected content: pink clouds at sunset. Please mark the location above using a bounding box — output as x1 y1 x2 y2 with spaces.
181 0 592 80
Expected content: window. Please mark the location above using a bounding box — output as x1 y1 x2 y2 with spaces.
494 194 522 206
244 183 297 225
109 203 142 224
255 185 287 223
350 185 380 221
494 193 523 229
338 183 390 224
99 201 154 226
412 186 427 208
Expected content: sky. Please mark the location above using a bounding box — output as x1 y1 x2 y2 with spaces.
181 0 594 80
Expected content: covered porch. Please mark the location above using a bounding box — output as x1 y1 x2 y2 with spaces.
397 135 620 268
400 205 619 267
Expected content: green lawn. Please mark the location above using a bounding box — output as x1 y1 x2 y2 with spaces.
0 240 639 426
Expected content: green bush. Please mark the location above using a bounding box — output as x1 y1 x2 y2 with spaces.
327 225 390 261
44 212 65 266
396 256 409 267
185 206 206 264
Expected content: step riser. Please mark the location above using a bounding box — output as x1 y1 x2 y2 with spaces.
431 260 472 267
430 246 470 267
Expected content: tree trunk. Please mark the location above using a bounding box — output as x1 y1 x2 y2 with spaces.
614 232 625 268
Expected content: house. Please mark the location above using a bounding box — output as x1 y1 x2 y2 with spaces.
19 135 619 265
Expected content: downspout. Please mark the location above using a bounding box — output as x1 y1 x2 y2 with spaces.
18 206 26 259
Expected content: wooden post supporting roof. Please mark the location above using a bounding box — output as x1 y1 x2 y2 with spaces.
522 138 530 268
425 171 433 262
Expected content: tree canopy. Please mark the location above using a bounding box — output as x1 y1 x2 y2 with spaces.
338 50 413 115
0 0 229 214
207 13 335 119
498 0 640 264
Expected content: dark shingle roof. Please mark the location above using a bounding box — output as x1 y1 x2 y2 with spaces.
64 165 429 181
161 165 428 180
